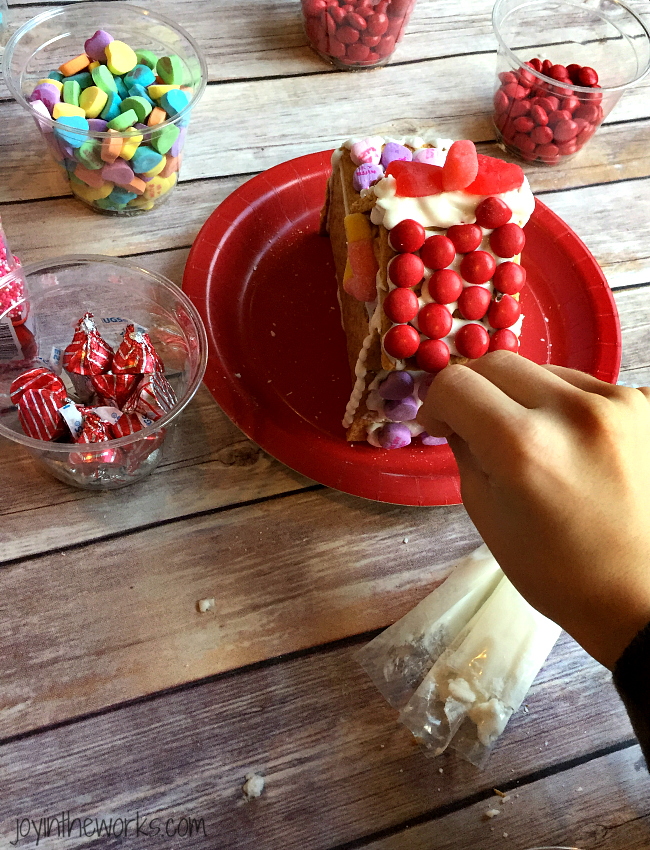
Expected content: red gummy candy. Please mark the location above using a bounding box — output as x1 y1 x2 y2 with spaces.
441 140 479 191
385 161 443 197
464 154 524 195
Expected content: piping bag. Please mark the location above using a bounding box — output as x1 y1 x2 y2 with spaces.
357 544 561 766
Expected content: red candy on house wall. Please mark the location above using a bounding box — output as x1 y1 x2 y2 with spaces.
301 0 416 69
493 59 602 164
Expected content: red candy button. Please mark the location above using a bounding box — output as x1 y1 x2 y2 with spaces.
366 12 388 34
337 25 360 43
578 66 598 86
428 268 463 303
489 327 519 352
489 223 526 258
420 234 455 269
386 161 443 197
455 323 489 359
446 224 482 254
475 196 512 229
418 303 453 339
493 261 526 295
488 293 521 328
389 219 426 253
458 285 491 320
384 287 419 323
460 250 496 284
388 252 424 287
416 338 450 373
383 323 420 358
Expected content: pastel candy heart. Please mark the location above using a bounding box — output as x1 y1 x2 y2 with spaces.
114 76 129 98
124 64 156 89
54 115 89 148
75 138 104 169
413 147 446 166
160 88 189 117
142 172 177 200
170 126 186 157
127 83 155 105
380 141 412 168
151 123 180 155
65 71 93 89
107 109 138 131
30 83 61 113
107 187 138 205
105 41 138 76
352 163 384 192
31 99 54 133
84 30 114 62
135 49 158 69
349 137 383 166
87 118 109 132
102 159 135 185
74 163 108 188
62 79 81 106
120 96 152 122
156 55 184 85
100 91 122 122
79 85 108 119
91 64 117 95
130 146 163 174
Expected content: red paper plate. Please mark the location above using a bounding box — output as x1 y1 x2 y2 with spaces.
183 150 621 506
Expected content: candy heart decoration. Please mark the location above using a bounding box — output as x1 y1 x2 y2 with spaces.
385 161 444 197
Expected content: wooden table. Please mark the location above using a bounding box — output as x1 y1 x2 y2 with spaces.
2 0 650 847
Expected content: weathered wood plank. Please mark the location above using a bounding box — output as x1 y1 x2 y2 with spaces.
1 52 649 203
365 745 650 850
0 488 480 736
616 286 650 388
0 633 635 850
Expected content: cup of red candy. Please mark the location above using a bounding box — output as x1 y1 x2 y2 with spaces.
301 0 416 70
0 256 207 489
491 0 650 165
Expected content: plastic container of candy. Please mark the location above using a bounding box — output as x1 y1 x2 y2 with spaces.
2 2 207 214
491 0 650 165
301 0 417 70
0 255 207 489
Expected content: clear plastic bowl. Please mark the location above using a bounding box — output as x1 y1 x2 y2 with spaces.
491 0 650 165
0 256 207 489
2 2 208 214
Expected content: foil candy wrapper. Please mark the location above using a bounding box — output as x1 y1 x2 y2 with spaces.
113 324 163 374
10 368 68 440
123 371 177 420
90 372 138 408
62 312 114 377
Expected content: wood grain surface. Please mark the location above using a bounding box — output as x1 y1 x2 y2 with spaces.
1 0 650 846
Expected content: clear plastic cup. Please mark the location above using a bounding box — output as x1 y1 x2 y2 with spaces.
2 2 207 214
491 0 650 165
301 0 417 70
0 256 207 489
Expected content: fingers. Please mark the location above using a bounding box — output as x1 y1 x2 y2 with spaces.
543 364 621 396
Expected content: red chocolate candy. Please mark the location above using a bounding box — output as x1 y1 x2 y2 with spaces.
420 235 455 270
447 224 482 254
124 372 177 420
418 303 453 339
62 312 113 376
74 410 113 443
458 285 491 320
383 324 420 359
454 323 489 359
416 338 450 373
17 386 67 441
113 324 163 374
460 251 496 284
10 367 64 406
111 411 153 438
384 288 419 323
389 219 426 253
428 269 463 304
388 253 424 288
475 197 512 229
488 293 521 329
90 372 139 408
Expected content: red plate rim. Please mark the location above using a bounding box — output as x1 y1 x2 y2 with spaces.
183 150 621 506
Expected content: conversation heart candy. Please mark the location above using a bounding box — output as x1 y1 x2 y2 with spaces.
124 64 156 89
150 123 180 155
91 64 117 95
79 85 108 119
413 147 446 166
54 115 89 148
349 136 383 165
380 141 412 168
160 88 189 117
120 96 152 123
105 41 138 76
30 83 61 113
352 163 384 192
84 30 114 62
156 55 184 85
101 158 135 185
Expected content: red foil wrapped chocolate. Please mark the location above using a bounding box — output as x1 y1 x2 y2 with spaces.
17 386 68 440
124 372 177 420
74 410 113 444
90 372 138 408
111 411 155 438
10 367 65 405
62 313 114 376
113 324 163 374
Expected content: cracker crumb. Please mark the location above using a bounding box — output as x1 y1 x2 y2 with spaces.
197 597 215 613
235 373 242 378
242 774 265 800
500 796 510 805
503 832 508 838
484 809 500 819
403 537 409 543
438 768 443 774
270 331 276 337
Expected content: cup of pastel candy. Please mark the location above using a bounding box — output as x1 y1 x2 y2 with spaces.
301 0 417 70
491 0 650 165
2 2 207 214
0 256 207 489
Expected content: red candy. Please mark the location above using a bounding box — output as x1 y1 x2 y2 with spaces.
488 293 521 329
490 223 526 258
90 372 139 408
493 262 526 295
475 197 512 229
389 219 426 253
428 269 463 304
388 252 424 288
124 372 177 420
74 410 112 444
578 66 598 86
383 324 420 359
455 323 489 359
489 328 519 352
386 161 444 197
441 140 479 191
113 324 162 374
418 303 453 339
416 339 450 373
10 367 64 406
458 285 491 320
420 234 455 269
63 312 113 376
384 287 419 323
447 224 482 254
16 384 68 441
464 154 524 195
459 250 496 284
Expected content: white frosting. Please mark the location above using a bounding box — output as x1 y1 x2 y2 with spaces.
342 301 383 428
